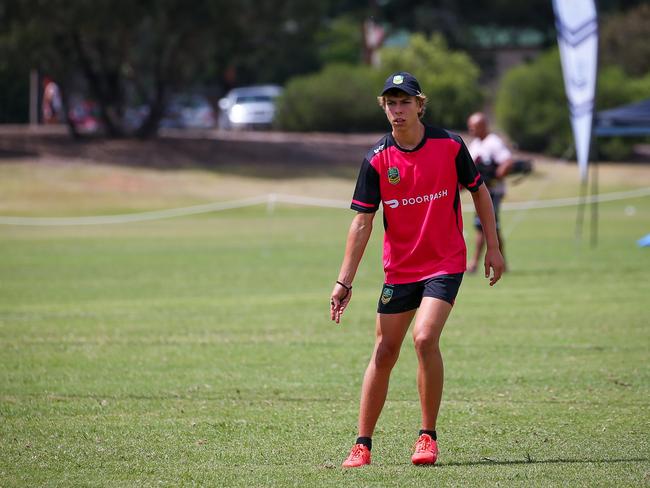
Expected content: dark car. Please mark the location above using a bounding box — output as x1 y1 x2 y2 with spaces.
160 93 216 129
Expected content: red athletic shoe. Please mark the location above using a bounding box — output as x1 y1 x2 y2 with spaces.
411 434 438 465
342 444 371 468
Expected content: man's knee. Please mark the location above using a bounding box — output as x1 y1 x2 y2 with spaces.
373 340 401 369
413 333 441 357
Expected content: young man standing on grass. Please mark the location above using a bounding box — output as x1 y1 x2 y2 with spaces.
330 72 504 468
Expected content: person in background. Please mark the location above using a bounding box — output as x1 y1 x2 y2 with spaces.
466 112 514 273
42 76 62 124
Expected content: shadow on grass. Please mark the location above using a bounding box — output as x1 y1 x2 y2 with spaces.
14 391 647 408
435 456 649 467
0 129 371 180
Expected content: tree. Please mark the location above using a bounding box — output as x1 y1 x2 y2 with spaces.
0 0 326 138
600 3 650 77
1 1 238 137
316 15 364 66
375 0 649 49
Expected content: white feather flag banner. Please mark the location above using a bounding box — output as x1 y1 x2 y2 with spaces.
552 0 598 182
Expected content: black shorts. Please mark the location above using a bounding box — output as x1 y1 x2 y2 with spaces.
377 273 464 314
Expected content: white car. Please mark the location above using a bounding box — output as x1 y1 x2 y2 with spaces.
218 85 282 130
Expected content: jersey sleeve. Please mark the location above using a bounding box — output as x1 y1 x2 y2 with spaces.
351 158 380 213
455 138 483 193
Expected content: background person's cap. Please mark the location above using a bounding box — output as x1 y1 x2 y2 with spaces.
380 72 422 96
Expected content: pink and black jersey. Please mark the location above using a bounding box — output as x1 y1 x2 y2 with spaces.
351 126 483 284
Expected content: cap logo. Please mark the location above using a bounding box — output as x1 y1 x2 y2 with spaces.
392 75 404 85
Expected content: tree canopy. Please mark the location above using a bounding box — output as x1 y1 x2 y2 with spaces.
1 0 647 137
0 0 326 137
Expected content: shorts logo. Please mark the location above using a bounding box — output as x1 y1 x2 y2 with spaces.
393 75 404 85
381 286 394 305
387 167 400 185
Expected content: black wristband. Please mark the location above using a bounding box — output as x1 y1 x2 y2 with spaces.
336 280 352 291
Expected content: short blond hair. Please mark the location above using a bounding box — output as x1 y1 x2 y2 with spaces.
377 89 428 119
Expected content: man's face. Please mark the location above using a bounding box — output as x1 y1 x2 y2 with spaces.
383 92 421 130
468 116 487 138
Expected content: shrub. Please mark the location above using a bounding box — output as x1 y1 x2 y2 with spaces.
274 64 386 132
495 48 650 160
379 33 483 130
593 67 650 160
275 33 483 132
494 50 570 155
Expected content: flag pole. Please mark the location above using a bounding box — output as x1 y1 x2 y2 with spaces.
590 137 599 247
590 2 600 249
575 169 588 245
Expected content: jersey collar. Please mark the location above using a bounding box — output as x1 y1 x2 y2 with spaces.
389 125 428 153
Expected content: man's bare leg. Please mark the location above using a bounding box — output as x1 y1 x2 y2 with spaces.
468 229 485 273
411 297 453 430
357 309 416 436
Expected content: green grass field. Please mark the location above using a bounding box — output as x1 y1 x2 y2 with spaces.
1 157 649 486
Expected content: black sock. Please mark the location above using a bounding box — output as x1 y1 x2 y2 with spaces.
419 429 437 440
356 436 372 451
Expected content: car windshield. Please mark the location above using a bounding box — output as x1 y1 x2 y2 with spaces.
235 95 274 104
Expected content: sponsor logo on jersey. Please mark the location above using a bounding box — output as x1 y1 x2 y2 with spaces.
381 286 394 304
385 199 399 208
373 143 385 154
383 189 449 209
387 167 400 185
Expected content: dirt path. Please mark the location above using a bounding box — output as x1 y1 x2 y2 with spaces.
0 125 383 180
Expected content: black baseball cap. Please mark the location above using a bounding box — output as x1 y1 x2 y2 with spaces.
380 71 422 96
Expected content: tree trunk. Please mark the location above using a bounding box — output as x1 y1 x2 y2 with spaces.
135 98 165 139
58 81 81 140
135 48 168 139
70 31 124 138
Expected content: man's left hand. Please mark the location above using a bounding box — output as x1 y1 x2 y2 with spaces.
484 248 505 286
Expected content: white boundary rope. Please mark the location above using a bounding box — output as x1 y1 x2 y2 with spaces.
501 186 650 210
0 195 269 226
1 187 648 226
